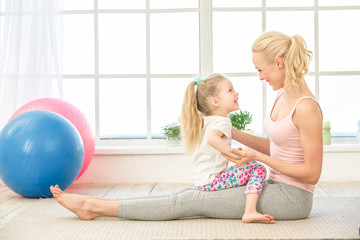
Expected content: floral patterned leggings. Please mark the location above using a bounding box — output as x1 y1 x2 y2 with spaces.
196 161 267 195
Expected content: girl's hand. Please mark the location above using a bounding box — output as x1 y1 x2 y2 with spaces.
222 147 256 166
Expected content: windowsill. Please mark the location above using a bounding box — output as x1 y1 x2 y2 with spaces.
95 145 186 155
323 143 360 153
94 143 360 155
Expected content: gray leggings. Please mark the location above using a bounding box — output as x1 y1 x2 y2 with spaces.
117 180 313 221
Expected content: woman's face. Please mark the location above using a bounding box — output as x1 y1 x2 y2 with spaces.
252 51 286 91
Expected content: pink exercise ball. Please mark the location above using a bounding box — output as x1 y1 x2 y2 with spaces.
10 98 95 180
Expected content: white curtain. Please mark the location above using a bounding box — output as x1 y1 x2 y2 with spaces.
0 0 63 130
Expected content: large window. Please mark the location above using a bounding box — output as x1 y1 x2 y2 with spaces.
61 0 360 145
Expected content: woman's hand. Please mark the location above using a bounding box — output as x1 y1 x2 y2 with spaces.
222 147 257 166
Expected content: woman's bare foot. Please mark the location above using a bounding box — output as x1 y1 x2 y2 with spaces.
50 185 99 220
242 211 275 224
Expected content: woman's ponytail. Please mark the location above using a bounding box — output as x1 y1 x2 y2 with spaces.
285 35 313 89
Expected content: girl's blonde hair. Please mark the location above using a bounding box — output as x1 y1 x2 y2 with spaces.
180 73 226 153
252 31 313 89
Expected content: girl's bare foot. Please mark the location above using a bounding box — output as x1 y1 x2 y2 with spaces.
50 185 99 220
242 211 275 224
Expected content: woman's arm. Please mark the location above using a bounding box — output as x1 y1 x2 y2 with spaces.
227 100 323 185
207 129 239 159
231 127 270 155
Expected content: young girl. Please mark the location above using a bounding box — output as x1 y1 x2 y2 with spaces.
180 73 274 224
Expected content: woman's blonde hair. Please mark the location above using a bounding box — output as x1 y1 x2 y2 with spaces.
252 31 313 89
180 73 226 153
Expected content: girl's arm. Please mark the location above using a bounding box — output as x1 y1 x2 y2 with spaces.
226 100 323 185
231 127 270 155
207 129 239 159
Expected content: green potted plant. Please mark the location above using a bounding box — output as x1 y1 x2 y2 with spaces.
229 110 253 134
161 122 181 146
229 110 253 148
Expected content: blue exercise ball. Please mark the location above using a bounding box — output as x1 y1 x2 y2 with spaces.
0 110 84 198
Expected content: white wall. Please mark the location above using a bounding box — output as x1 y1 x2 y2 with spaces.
76 145 360 184
77 153 194 184
319 145 360 182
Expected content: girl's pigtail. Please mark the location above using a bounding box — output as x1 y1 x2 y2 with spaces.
180 81 203 153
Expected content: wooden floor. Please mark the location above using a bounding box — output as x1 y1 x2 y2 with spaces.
0 181 359 240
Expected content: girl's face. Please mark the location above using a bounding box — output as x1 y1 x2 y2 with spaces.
252 51 286 91
214 78 239 116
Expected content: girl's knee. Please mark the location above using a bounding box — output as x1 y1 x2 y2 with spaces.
255 163 267 175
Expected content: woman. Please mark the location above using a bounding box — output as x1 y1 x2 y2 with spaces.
50 31 323 222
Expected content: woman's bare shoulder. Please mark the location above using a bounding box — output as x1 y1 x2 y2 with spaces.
294 98 322 127
297 97 321 114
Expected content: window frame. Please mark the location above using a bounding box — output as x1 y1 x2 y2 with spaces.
61 0 360 147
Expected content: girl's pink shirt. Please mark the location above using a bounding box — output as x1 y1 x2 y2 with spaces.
263 91 321 193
